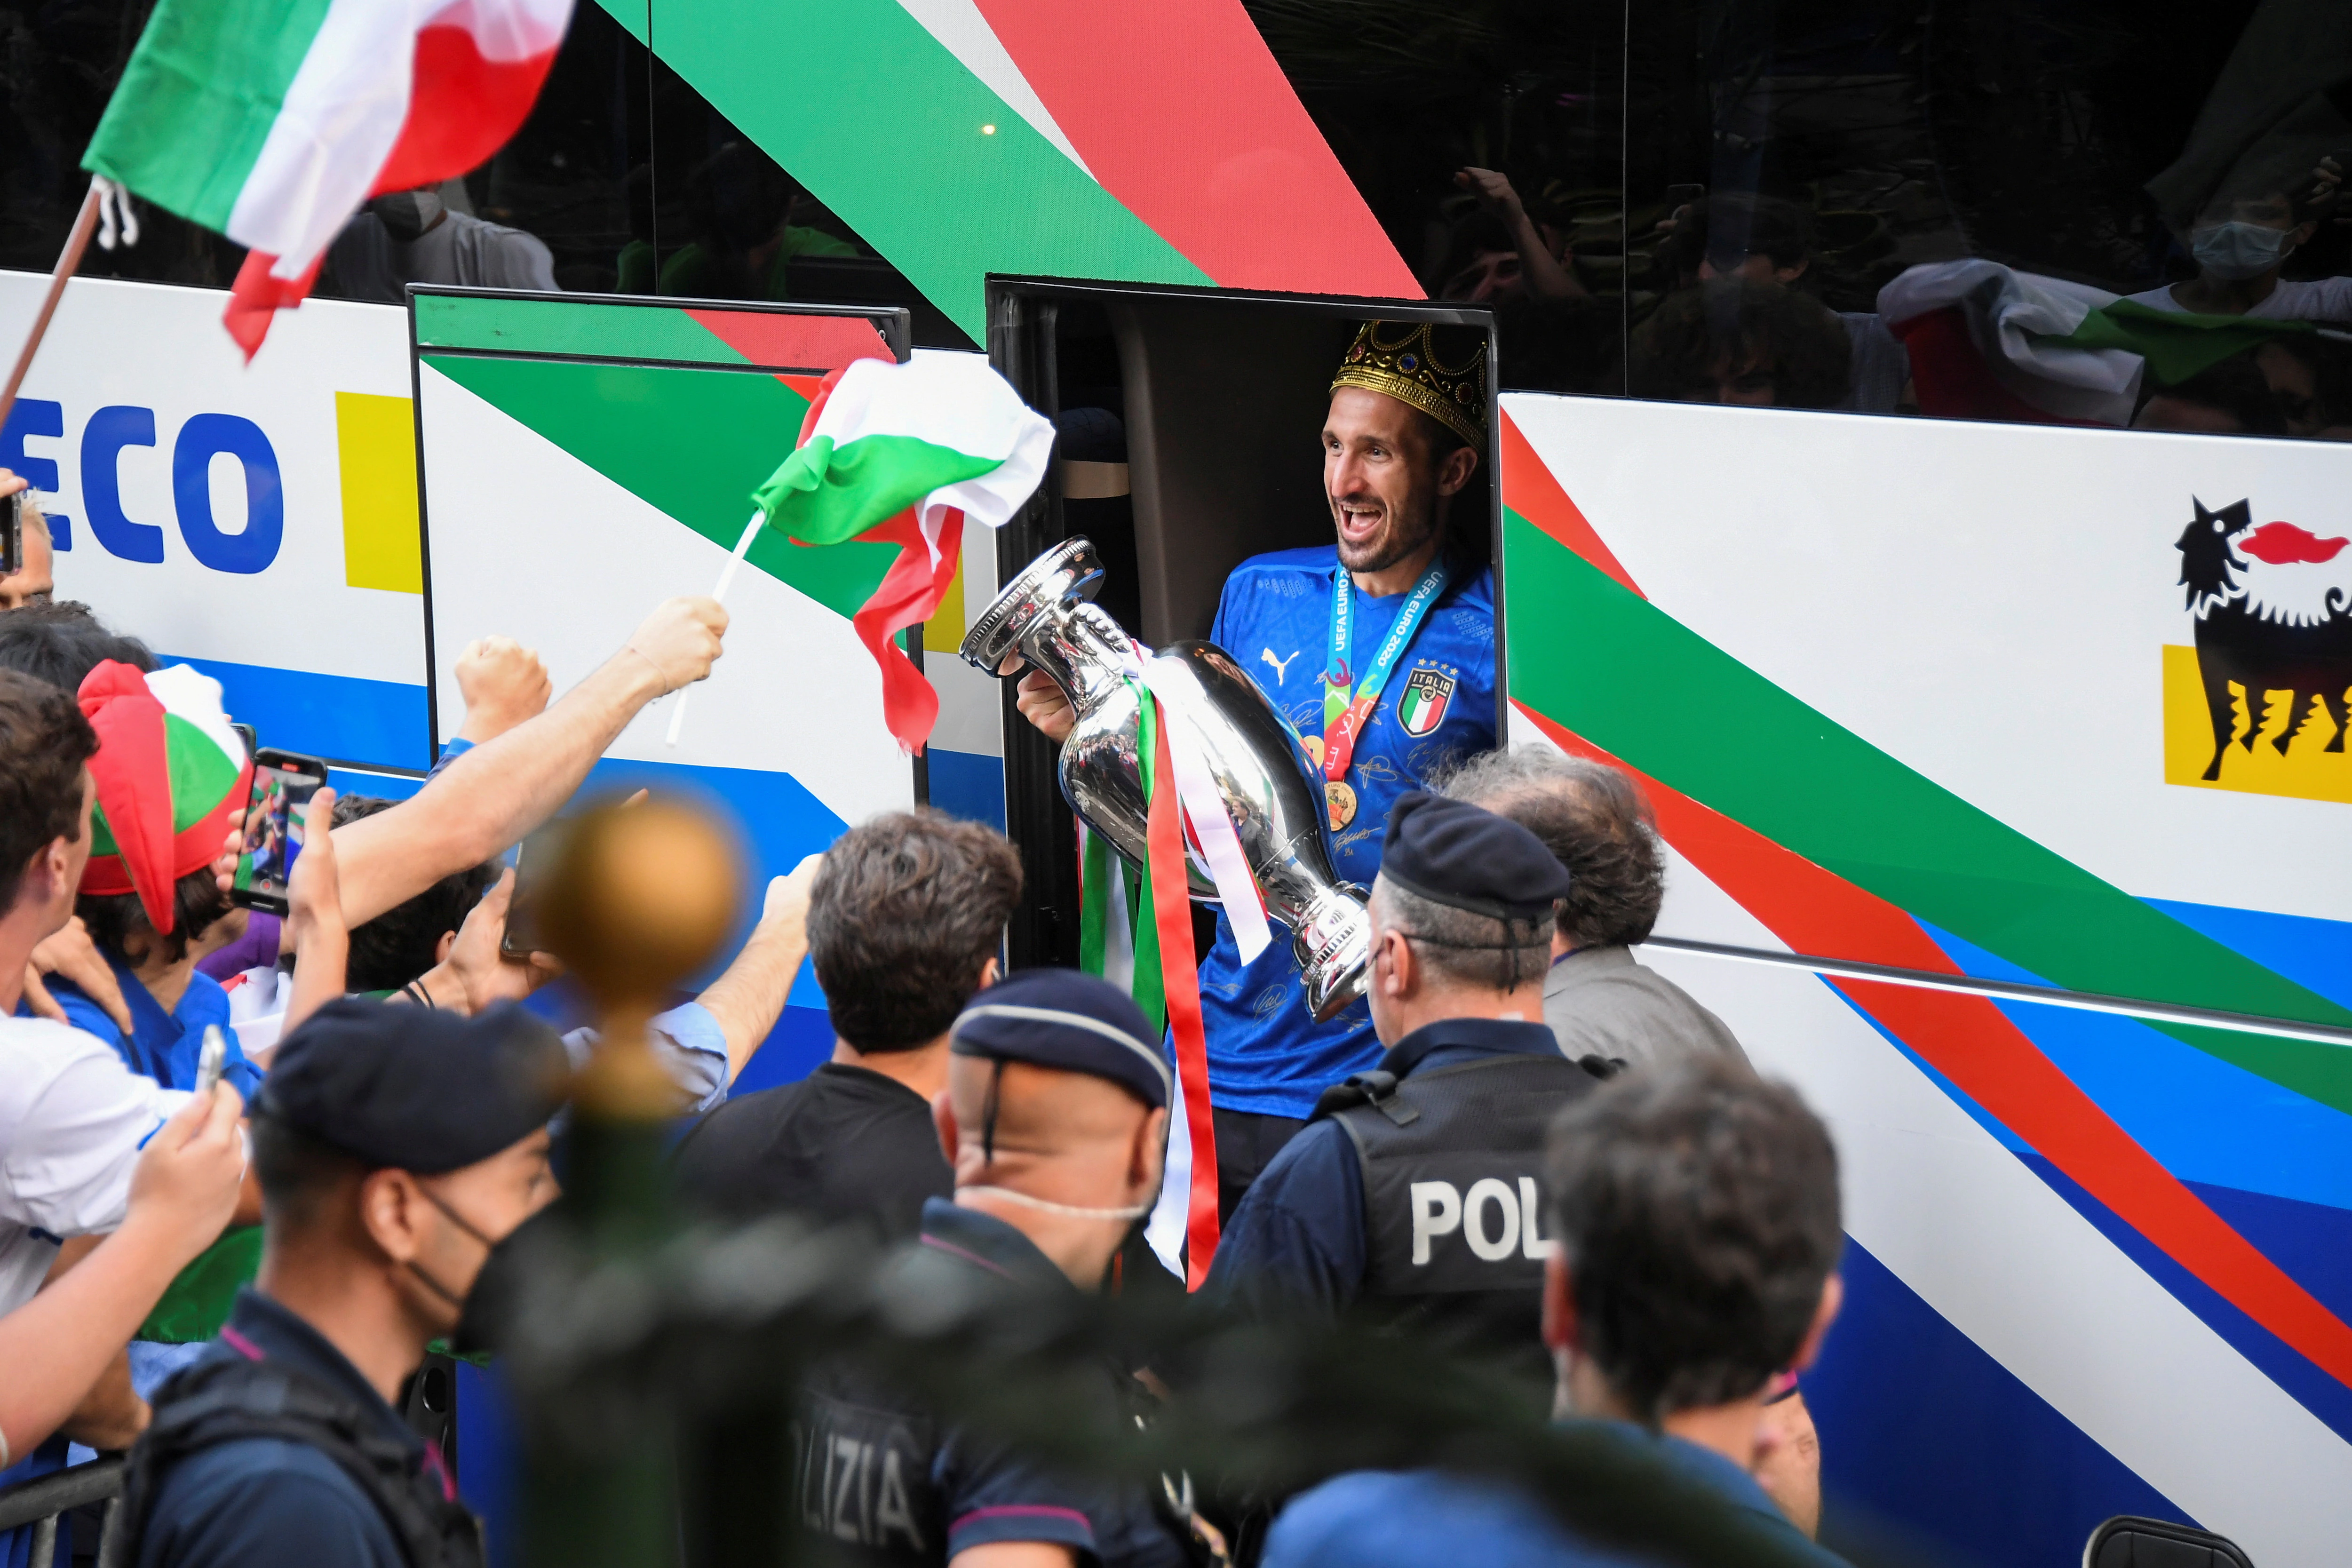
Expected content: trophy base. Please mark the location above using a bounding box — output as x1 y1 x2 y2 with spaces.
1294 883 1372 1023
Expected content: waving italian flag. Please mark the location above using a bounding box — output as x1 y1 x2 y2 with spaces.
752 353 1055 753
82 0 572 358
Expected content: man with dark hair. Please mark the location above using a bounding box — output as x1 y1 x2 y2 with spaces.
328 795 501 994
1202 794 1607 1386
0 597 154 686
1442 748 1744 1074
1009 321 1500 1225
1658 193 1908 412
124 999 564 1568
1629 278 1853 409
1262 1056 1849 1566
673 809 1022 1239
0 669 252 1476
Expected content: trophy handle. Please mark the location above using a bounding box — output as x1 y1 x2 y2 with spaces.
959 535 1104 674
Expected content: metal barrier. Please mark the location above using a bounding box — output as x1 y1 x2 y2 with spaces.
0 1457 126 1568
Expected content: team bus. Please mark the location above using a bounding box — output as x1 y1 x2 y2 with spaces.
3 0 2348 1561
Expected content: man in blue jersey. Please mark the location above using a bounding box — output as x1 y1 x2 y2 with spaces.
1013 320 1496 1216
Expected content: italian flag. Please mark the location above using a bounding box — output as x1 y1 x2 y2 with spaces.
752 353 1055 753
82 0 572 358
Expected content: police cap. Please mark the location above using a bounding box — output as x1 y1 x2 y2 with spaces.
256 998 568 1173
1380 790 1574 922
951 969 1169 1109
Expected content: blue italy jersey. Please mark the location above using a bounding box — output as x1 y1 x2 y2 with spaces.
1196 544 1497 1115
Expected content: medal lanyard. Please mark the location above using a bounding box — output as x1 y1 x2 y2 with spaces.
1321 557 1450 781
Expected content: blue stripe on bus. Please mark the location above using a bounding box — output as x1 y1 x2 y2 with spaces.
2141 897 2352 1015
159 653 432 772
1915 922 2352 1215
1808 1238 2193 1568
927 746 1006 831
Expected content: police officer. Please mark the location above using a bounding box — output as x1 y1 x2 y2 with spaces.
1200 793 1605 1388
124 1000 565 1568
794 969 1197 1567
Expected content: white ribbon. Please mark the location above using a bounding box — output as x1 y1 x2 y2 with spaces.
1140 661 1274 965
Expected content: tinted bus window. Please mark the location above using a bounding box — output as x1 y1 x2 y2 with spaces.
1247 0 1630 394
1621 0 2352 438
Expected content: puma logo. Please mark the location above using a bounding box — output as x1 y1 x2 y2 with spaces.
1260 648 1300 685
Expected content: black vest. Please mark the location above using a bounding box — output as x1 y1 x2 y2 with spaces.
122 1356 486 1568
1319 1051 1603 1390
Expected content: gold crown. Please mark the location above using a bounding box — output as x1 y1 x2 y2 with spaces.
1329 320 1488 447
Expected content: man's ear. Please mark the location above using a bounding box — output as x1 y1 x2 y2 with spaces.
1378 927 1417 1000
1437 444 1479 497
1790 1272 1844 1373
1132 1105 1170 1188
976 955 1000 991
932 1089 960 1170
1541 1252 1579 1353
1774 258 1811 284
357 1169 429 1265
436 930 458 967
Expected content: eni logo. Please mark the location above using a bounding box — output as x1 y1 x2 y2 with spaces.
2166 496 2352 803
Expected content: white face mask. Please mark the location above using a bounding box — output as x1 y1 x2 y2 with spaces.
2190 220 2292 281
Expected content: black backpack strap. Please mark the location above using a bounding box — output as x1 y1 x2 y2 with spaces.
123 1357 483 1568
1309 1070 1419 1128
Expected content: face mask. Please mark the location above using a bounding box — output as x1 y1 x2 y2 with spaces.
406 1184 498 1313
2190 221 2291 281
372 190 445 243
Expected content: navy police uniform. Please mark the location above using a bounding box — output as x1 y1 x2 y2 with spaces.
1202 796 1605 1389
793 971 1189 1567
126 1001 564 1568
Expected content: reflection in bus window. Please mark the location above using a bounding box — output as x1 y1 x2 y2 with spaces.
1615 0 2352 439
1245 0 1630 395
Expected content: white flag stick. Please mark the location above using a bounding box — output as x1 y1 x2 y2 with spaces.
665 509 764 748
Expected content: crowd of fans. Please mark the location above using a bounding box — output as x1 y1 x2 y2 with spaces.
0 468 1855 1568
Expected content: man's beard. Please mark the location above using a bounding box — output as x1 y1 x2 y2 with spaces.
1333 497 1442 575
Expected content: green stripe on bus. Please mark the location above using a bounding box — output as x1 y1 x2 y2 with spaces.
1503 511 2352 1110
422 353 897 620
413 295 755 365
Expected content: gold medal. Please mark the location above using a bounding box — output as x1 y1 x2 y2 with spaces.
1326 779 1358 831
1301 734 1325 767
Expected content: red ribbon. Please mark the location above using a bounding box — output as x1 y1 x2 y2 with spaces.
835 507 964 754
1147 709 1221 1287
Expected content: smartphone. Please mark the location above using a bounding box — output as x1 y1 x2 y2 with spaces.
1 493 20 577
230 748 330 915
194 1025 229 1096
230 723 257 764
500 820 569 961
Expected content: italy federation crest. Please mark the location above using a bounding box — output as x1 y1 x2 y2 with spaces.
1396 665 1455 737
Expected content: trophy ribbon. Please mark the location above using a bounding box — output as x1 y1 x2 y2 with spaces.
1139 662 1275 963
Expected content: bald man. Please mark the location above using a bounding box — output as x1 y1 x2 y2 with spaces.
793 970 1193 1568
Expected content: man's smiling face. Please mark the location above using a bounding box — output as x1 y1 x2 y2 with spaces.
1322 387 1469 580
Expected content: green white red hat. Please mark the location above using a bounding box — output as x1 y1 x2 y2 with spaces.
77 661 253 933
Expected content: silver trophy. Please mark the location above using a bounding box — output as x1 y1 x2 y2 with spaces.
961 537 1370 1021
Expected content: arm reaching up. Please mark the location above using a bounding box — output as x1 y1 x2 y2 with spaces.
281 788 348 1039
330 597 728 931
0 1086 246 1466
695 857 821 1084
453 636 554 746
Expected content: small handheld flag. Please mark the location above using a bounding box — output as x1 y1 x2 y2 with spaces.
671 354 1054 754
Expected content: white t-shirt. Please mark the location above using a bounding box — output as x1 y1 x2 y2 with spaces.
2123 276 2352 322
0 1016 187 1314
